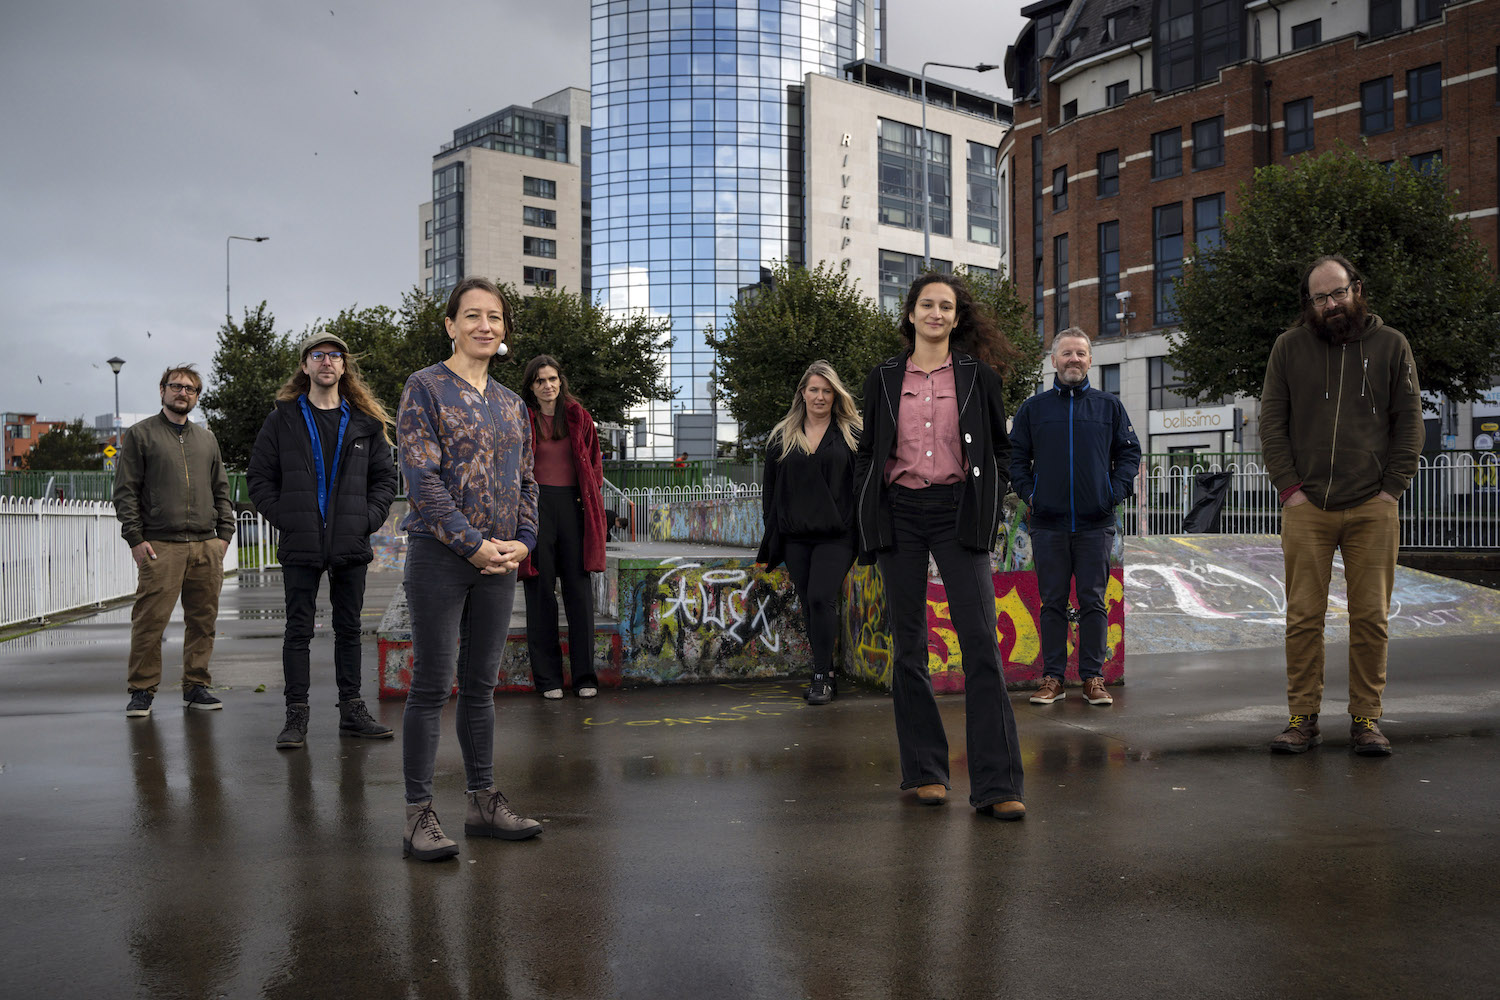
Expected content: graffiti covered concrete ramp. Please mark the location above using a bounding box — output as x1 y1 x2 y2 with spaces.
1123 534 1500 654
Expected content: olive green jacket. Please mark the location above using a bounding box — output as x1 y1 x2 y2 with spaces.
113 412 235 547
1260 313 1424 511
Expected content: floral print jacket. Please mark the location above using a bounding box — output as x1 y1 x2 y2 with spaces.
398 362 538 559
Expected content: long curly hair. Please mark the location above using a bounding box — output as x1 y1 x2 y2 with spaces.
767 360 862 458
898 273 1020 377
276 348 394 446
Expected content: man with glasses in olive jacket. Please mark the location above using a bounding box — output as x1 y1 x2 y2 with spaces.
248 334 398 749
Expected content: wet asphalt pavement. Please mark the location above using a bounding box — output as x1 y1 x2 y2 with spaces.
1 568 1498 1000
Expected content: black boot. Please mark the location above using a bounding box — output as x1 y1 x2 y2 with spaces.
806 674 832 706
339 698 394 739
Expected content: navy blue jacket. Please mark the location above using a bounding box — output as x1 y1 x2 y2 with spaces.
1009 375 1141 531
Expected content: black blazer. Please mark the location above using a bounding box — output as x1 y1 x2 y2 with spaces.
755 426 856 569
853 350 1011 564
246 399 398 568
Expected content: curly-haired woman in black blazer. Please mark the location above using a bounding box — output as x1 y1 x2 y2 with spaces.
854 273 1027 820
756 360 862 706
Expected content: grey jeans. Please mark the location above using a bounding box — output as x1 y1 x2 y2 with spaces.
401 536 518 804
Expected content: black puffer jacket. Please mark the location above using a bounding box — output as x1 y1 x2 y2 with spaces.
246 398 398 567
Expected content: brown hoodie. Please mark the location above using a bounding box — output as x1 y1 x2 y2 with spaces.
1260 312 1423 511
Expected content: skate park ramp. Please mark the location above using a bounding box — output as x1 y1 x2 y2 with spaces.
1122 534 1500 654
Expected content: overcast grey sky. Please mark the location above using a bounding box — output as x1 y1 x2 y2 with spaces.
0 0 1023 420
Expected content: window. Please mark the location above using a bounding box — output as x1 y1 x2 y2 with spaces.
1416 0 1445 22
1291 20 1321 49
1369 0 1401 37
1156 0 1243 92
1193 117 1224 170
1053 166 1069 211
523 236 557 259
1055 234 1070 331
1407 64 1442 124
523 266 557 288
967 142 1000 245
1107 81 1131 107
1105 15 1123 42
1410 150 1442 174
425 248 433 268
965 265 997 280
523 205 558 229
1097 149 1120 197
1194 193 1225 253
1098 221 1121 338
424 219 433 239
1062 100 1078 122
1099 364 1122 396
1153 128 1182 179
879 249 923 313
523 176 557 199
1361 77 1394 135
1284 98 1314 154
1154 203 1184 325
1150 357 1222 409
878 118 952 237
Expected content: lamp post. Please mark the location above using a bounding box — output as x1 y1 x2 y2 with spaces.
225 235 269 325
920 61 998 264
106 356 125 455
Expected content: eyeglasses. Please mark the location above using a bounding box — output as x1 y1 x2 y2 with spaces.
164 383 200 394
1311 284 1355 308
308 351 344 361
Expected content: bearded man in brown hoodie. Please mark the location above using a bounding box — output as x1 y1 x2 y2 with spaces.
1260 254 1424 756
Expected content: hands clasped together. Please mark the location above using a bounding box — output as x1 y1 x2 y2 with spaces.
467 537 530 575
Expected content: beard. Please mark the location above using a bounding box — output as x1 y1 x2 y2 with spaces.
164 396 196 416
1058 365 1088 385
1307 296 1368 345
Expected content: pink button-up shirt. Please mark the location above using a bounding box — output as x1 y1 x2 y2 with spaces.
884 355 964 489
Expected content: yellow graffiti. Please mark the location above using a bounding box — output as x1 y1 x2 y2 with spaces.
928 625 959 673
997 587 1041 665
583 695 806 728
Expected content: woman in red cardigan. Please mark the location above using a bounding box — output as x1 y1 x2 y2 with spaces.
519 355 608 699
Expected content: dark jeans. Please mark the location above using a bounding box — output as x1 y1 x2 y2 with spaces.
1029 526 1113 681
783 536 854 679
281 562 367 705
401 536 518 804
523 485 597 692
876 485 1024 808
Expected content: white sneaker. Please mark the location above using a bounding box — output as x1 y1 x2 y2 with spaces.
576 686 598 699
541 688 564 700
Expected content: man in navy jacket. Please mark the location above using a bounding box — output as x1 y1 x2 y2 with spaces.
247 333 398 749
1009 328 1140 707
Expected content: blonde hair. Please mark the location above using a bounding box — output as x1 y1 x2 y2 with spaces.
767 360 862 458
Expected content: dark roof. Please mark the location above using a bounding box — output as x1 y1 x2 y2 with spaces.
1048 0 1152 76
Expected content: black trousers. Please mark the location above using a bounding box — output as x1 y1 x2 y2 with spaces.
282 562 368 706
524 485 597 691
1030 526 1114 681
876 485 1024 808
783 536 855 679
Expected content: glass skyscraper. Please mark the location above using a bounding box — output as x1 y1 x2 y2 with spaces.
590 0 881 457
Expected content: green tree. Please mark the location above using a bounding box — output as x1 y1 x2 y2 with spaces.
706 260 900 447
1170 144 1500 404
956 265 1044 418
22 418 102 470
493 285 675 425
200 302 296 468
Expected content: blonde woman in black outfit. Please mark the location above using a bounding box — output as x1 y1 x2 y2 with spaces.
756 360 862 705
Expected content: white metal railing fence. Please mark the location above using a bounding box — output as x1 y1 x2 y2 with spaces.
1129 452 1500 547
235 510 281 571
0 497 137 627
621 484 763 544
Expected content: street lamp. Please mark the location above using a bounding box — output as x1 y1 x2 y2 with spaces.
106 356 125 456
921 61 998 264
226 235 269 325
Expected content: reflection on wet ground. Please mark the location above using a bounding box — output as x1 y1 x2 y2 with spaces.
2 585 1498 997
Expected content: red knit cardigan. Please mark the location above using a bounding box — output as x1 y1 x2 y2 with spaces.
518 397 608 577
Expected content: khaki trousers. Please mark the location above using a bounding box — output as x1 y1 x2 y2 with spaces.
126 539 224 693
1280 495 1400 718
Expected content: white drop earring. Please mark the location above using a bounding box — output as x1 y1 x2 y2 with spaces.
497 342 509 357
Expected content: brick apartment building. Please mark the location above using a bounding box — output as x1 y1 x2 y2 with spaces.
3 413 65 469
1003 0 1499 457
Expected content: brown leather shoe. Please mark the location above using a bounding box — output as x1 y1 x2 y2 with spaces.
916 783 947 806
1082 677 1113 706
1351 716 1393 756
1030 677 1065 704
978 801 1026 821
1269 714 1321 754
